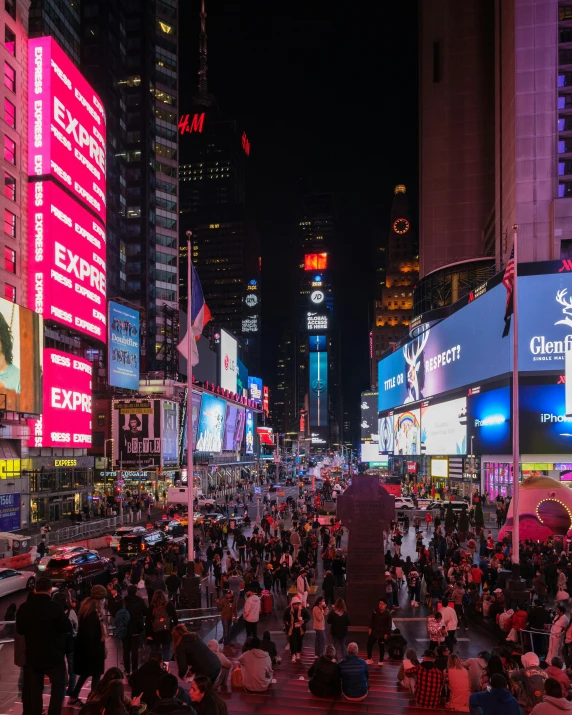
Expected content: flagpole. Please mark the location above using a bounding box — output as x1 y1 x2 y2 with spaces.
511 224 520 573
186 232 194 562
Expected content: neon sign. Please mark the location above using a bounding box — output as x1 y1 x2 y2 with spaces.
241 131 250 156
178 112 205 135
304 254 328 271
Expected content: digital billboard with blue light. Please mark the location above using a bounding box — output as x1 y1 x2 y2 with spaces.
466 387 511 455
309 352 328 427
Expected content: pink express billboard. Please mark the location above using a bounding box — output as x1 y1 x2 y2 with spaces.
29 349 92 448
28 37 106 225
29 180 107 341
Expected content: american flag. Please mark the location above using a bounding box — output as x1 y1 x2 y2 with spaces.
502 246 515 337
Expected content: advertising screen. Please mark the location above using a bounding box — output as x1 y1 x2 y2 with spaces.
28 37 107 225
361 441 381 463
196 393 226 453
306 311 329 331
0 298 42 414
309 335 327 352
112 399 161 468
181 391 202 464
360 391 378 442
245 409 254 454
378 414 394 453
223 404 238 450
431 458 449 478
108 302 139 389
309 352 328 427
235 408 245 446
248 376 262 402
29 349 91 447
466 386 511 455
519 383 572 454
420 396 467 455
304 253 327 270
378 283 510 411
219 329 238 393
29 180 107 341
393 408 421 455
161 400 179 467
0 493 20 532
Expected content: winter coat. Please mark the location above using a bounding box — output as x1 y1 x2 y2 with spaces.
238 648 273 692
145 601 178 645
16 592 72 670
469 687 523 715
531 697 572 715
368 607 392 638
243 594 260 623
73 610 106 676
147 698 197 715
124 592 147 637
282 604 310 637
327 609 350 639
175 633 221 681
308 656 341 698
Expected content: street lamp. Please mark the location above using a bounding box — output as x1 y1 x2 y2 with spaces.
103 439 120 523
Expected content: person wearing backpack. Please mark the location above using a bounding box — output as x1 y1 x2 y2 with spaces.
146 589 178 663
123 584 146 675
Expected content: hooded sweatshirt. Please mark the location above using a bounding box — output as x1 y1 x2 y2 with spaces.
530 696 572 715
243 594 261 623
238 647 273 692
469 687 523 715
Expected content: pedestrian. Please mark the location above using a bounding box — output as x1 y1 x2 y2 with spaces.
122 584 147 676
547 605 569 663
440 598 459 650
283 596 310 662
427 610 447 651
215 589 237 647
172 626 221 684
327 598 350 660
145 589 178 662
243 588 261 639
312 596 327 657
188 673 228 714
366 598 392 666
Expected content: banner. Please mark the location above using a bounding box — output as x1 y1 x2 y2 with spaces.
112 399 161 468
0 493 20 531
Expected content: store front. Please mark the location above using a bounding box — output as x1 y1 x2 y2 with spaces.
28 456 94 523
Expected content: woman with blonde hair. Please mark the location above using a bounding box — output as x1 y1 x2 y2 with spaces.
445 653 471 711
145 587 177 662
327 598 350 660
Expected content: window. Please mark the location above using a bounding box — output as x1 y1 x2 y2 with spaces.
4 98 14 128
4 246 15 273
97 412 105 427
3 172 14 201
4 283 14 302
4 0 15 20
4 25 14 56
4 135 15 164
4 62 14 92
4 209 15 237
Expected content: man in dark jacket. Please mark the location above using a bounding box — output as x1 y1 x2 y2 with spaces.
469 672 522 715
130 650 164 709
322 570 335 606
124 584 147 674
147 673 196 715
366 598 392 665
165 572 182 607
17 576 72 715
174 631 221 682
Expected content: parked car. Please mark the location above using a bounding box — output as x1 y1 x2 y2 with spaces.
118 530 168 558
425 500 468 512
37 545 93 572
110 526 147 552
44 552 110 583
0 568 35 596
202 512 225 526
394 497 415 510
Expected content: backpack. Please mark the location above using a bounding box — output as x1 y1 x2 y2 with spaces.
153 605 171 633
114 608 130 641
463 591 471 607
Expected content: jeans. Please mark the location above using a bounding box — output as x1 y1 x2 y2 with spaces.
245 620 258 639
289 630 303 655
315 629 326 657
71 672 101 699
23 661 66 715
332 636 347 660
386 591 394 609
123 634 141 673
161 640 172 662
66 650 77 694
222 619 232 646
454 603 468 628
367 635 385 661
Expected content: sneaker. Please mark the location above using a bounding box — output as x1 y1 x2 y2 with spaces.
365 659 374 664
291 655 296 663
296 653 301 660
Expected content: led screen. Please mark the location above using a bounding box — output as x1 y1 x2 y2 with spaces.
361 441 380 462
0 493 20 532
28 37 107 225
245 409 254 453
304 253 328 270
309 335 327 352
421 397 467 455
112 399 161 468
431 458 449 478
235 408 246 446
466 386 511 455
161 400 179 466
29 349 91 447
393 408 421 455
0 298 42 414
29 180 106 341
519 383 572 454
309 352 328 427
196 393 226 453
180 391 202 464
360 391 378 442
108 302 139 389
248 376 262 402
378 414 394 453
223 404 238 450
219 329 238 393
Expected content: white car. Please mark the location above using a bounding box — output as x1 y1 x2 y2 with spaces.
197 496 215 509
37 545 94 572
110 525 147 552
0 568 35 596
395 497 415 510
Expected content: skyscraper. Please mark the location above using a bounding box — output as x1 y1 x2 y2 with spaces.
29 0 81 66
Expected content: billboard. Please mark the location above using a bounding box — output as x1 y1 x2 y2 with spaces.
248 376 262 402
393 408 421 455
28 37 107 225
309 335 327 352
309 352 328 427
29 349 92 447
0 493 20 532
196 393 226 453
360 391 378 442
219 329 238 393
108 302 139 389
431 457 449 478
378 414 394 453
245 409 254 453
420 396 467 455
0 298 42 414
235 408 246 446
361 441 380 463
378 284 510 412
519 383 572 454
181 391 202 464
29 180 107 341
112 399 161 468
223 404 238 451
306 311 329 331
263 386 269 415
304 253 328 270
466 386 511 455
161 400 179 467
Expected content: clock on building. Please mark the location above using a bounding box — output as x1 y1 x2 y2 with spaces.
393 218 410 235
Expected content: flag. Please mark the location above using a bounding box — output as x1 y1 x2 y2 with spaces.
177 263 211 366
502 245 515 338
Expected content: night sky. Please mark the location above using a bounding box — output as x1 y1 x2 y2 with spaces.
179 1 418 442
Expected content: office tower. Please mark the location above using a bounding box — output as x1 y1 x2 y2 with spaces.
274 324 296 435
371 186 419 387
178 1 260 373
29 0 80 66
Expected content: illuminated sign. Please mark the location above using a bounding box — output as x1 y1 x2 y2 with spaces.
360 391 379 442
0 460 20 478
309 352 328 427
304 254 328 271
467 386 511 454
109 302 139 390
245 410 254 454
54 459 77 467
306 312 328 331
29 349 92 448
248 376 263 401
263 385 269 416
219 329 238 393
178 112 205 135
0 492 20 531
29 180 107 341
28 37 107 225
245 294 258 308
310 290 324 304
431 457 449 478
309 335 327 352
196 393 226 453
242 131 251 156
242 316 259 333
420 397 467 455
112 399 162 467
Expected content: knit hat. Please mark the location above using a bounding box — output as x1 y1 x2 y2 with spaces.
521 652 540 669
91 584 107 600
291 596 301 604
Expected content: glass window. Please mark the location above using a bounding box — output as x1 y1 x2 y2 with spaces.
4 209 15 237
4 135 15 164
4 26 15 56
4 246 15 273
3 172 14 201
4 0 15 19
4 283 14 302
4 98 14 128
4 62 14 92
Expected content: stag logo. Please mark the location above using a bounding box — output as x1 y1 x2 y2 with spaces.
556 289 572 328
403 328 430 403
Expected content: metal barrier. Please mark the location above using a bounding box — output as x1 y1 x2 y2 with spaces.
516 628 551 656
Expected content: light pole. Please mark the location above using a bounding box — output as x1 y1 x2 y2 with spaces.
103 439 115 519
